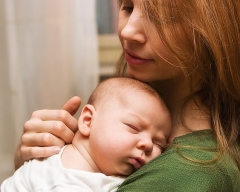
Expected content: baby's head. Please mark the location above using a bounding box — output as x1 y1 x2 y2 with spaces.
78 77 171 176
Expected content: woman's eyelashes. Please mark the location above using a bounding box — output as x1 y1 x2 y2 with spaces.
120 0 134 13
121 5 133 13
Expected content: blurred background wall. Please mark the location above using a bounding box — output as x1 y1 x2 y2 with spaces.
0 0 101 183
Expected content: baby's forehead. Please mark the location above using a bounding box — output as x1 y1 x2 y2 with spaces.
114 88 163 106
93 78 167 110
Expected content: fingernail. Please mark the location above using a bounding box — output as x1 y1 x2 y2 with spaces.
53 147 61 154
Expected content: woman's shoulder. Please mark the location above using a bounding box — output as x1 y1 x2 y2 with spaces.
117 130 240 192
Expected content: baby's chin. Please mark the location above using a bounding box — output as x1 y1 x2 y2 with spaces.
120 164 137 177
110 164 135 177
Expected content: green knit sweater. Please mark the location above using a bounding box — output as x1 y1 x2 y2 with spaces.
117 130 240 192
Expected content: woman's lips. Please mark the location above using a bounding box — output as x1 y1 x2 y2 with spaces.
125 52 153 65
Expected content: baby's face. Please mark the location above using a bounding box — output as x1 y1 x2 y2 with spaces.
88 91 171 176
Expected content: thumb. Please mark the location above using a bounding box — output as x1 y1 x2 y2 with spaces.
62 96 81 115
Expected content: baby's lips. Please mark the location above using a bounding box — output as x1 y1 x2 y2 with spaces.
129 157 145 169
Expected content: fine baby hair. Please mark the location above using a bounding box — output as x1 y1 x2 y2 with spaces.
87 77 169 113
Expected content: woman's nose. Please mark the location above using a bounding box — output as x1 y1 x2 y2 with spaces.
119 11 147 44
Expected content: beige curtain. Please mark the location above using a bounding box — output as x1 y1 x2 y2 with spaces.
0 0 99 182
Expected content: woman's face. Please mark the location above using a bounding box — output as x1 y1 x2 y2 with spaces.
118 0 184 83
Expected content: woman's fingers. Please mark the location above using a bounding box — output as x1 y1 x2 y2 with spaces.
62 96 81 115
15 132 65 169
30 109 78 131
14 97 81 169
24 119 75 144
20 146 63 160
20 132 65 160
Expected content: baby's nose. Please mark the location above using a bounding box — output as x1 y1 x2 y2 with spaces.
137 138 153 154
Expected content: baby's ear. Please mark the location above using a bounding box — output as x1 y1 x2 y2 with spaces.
78 104 96 137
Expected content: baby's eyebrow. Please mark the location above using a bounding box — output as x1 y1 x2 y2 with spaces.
128 113 148 127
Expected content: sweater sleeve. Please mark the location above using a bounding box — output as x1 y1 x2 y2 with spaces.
117 148 240 192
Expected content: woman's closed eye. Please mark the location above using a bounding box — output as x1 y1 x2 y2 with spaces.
121 5 133 13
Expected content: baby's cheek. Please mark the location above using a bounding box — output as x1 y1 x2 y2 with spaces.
149 147 162 161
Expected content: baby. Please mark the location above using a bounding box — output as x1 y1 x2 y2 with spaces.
1 77 171 192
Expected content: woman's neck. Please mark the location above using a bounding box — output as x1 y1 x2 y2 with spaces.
150 76 211 142
61 131 101 173
150 75 189 117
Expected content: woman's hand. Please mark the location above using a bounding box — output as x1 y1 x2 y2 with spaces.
14 96 81 170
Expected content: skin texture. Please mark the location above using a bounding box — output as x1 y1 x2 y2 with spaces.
14 96 81 169
62 81 171 176
118 1 183 83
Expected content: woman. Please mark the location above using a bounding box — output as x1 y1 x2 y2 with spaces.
15 0 240 191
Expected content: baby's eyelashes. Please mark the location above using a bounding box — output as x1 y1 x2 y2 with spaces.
125 123 140 133
153 141 169 153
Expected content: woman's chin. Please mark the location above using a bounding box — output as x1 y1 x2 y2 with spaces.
126 71 156 84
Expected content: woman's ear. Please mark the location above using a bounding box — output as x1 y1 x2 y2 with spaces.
78 104 96 137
